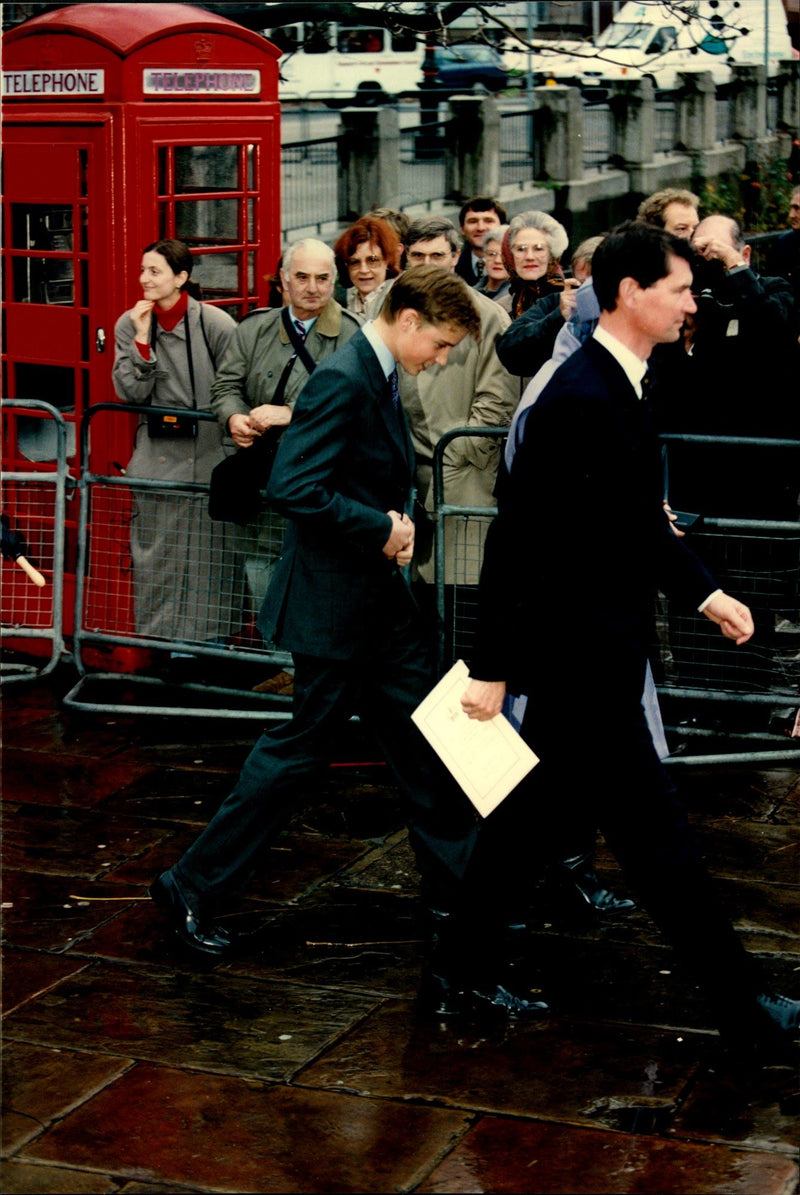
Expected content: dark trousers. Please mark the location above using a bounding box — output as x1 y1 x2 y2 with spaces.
471 651 762 1010
175 586 478 908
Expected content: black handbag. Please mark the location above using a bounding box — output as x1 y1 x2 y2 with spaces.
208 309 316 525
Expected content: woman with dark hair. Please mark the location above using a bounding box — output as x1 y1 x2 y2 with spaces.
112 239 241 656
333 215 401 316
498 210 569 320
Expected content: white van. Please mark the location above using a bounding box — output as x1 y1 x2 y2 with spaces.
265 20 507 104
267 20 423 103
508 0 794 92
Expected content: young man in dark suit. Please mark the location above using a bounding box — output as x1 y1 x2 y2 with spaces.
150 267 490 992
461 221 800 1055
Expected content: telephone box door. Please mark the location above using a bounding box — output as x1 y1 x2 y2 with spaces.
3 121 117 471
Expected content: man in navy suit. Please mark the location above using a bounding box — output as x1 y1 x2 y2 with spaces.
150 267 486 976
461 222 800 1054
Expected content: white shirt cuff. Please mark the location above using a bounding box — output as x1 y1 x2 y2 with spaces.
698 588 723 613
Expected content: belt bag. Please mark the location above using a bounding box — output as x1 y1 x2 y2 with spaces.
147 411 197 438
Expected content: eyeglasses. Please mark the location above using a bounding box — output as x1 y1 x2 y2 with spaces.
407 250 452 264
512 242 549 256
483 250 503 260
347 255 383 268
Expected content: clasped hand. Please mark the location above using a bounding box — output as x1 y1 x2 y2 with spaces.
228 405 292 448
383 511 414 565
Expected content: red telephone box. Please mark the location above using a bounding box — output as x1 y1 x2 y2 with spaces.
2 3 281 654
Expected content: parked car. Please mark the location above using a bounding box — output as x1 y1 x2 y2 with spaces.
429 44 508 92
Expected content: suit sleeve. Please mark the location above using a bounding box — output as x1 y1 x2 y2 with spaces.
495 293 565 377
266 359 392 552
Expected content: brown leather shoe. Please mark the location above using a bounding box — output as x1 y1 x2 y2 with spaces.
251 669 294 695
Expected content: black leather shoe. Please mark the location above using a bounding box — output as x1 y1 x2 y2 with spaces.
755 990 800 1035
469 981 549 1020
559 853 636 913
719 989 800 1064
418 908 467 1017
149 870 232 958
418 966 465 1018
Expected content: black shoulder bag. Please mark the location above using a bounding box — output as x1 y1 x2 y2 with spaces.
208 309 317 525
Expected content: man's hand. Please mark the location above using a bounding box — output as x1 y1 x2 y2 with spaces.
558 276 580 321
461 677 506 721
691 234 746 272
249 403 293 434
383 511 414 561
663 502 685 538
228 412 258 448
702 592 754 644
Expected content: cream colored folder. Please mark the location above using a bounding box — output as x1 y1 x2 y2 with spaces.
411 660 539 818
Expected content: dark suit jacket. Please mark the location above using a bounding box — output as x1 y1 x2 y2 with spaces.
470 336 716 695
259 330 415 659
455 249 479 287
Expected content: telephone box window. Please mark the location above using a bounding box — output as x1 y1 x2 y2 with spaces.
10 204 75 305
193 251 240 298
175 198 238 243
174 144 240 192
11 204 72 251
12 255 73 306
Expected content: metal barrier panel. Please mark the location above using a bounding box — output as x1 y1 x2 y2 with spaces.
499 108 536 187
582 101 614 169
65 403 293 719
433 427 800 764
1 400 68 682
281 134 341 239
398 121 449 206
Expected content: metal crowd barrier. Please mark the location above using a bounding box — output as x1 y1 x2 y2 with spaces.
432 427 800 766
1 400 69 684
62 403 294 720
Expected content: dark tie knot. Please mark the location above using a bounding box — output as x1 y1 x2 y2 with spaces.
294 319 307 342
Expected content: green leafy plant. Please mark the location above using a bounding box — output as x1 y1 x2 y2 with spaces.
698 151 797 232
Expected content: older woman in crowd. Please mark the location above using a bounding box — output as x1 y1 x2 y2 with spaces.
474 225 511 302
333 215 401 316
496 234 604 380
498 210 569 320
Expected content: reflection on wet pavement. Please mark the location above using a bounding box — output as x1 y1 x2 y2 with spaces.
2 674 798 1193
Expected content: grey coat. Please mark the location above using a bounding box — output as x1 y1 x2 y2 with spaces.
209 298 362 434
112 297 243 644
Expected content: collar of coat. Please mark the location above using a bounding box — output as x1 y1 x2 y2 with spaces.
279 299 345 343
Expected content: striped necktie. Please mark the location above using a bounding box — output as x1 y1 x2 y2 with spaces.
389 367 401 415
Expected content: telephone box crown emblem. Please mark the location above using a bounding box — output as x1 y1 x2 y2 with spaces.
194 36 213 62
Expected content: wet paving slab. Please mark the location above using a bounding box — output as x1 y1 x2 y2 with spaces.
2 676 798 1192
1 948 92 1017
1 803 179 880
4 960 379 1082
19 1062 473 1193
416 1115 800 1194
2 1041 134 1155
2 870 145 953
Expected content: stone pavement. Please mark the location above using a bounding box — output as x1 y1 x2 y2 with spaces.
2 668 799 1194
